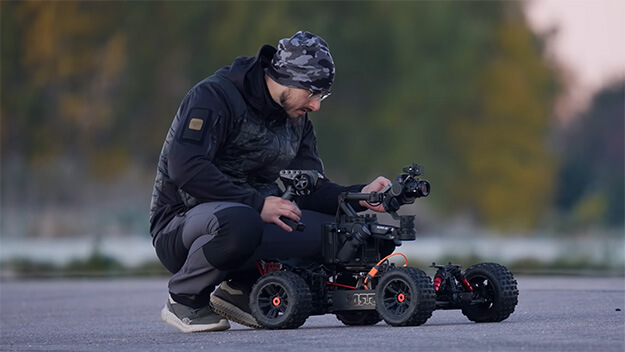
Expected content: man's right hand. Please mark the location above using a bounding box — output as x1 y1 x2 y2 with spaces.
261 196 302 232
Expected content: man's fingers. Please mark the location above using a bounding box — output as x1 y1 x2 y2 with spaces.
261 196 302 231
275 217 293 232
279 202 301 221
286 210 301 222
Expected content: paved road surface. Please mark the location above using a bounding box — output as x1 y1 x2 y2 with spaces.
1 275 623 351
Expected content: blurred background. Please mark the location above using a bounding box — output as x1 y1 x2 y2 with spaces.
1 0 623 277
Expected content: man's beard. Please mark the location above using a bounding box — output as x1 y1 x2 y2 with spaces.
279 90 310 119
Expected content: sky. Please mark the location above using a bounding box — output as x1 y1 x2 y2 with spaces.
525 0 625 121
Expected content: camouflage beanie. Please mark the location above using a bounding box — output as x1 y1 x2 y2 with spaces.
266 31 335 92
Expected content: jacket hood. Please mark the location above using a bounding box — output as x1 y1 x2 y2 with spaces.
214 45 287 121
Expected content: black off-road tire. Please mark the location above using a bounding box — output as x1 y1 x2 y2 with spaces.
375 267 436 326
335 311 382 326
461 262 519 323
250 271 312 329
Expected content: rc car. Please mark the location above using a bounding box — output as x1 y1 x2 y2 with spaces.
249 164 519 329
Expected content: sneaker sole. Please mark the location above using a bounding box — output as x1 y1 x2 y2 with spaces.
161 306 230 333
210 295 262 329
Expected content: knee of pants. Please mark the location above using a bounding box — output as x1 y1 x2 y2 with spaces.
202 206 263 270
154 225 186 274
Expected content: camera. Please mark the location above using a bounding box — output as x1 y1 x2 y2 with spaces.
382 163 430 213
324 164 430 265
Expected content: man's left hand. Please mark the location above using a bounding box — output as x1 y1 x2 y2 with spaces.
359 176 392 212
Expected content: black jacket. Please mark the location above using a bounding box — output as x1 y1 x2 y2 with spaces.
149 45 363 237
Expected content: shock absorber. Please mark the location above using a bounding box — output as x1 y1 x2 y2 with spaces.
433 271 444 292
431 262 473 293
451 267 473 292
431 263 448 292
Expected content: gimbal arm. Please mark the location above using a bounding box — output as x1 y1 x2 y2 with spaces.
337 192 385 218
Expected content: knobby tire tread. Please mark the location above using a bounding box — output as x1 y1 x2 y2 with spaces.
250 271 312 329
461 262 519 323
376 267 436 326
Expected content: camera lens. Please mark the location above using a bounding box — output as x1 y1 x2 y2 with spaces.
416 180 430 197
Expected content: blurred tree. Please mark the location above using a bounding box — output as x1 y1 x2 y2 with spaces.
451 10 560 229
3 1 127 177
555 80 625 227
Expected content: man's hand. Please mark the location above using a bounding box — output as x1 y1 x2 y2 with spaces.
359 176 392 212
261 196 302 232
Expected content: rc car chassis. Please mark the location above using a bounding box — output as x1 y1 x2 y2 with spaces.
249 164 519 329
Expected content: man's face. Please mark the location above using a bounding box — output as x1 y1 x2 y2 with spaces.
279 88 322 119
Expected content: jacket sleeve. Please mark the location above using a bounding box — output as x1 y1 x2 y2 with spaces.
167 80 265 212
288 116 366 215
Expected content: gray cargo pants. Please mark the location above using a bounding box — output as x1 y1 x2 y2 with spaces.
153 202 333 308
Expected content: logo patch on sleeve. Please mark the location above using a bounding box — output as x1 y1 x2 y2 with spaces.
180 108 211 143
189 118 204 131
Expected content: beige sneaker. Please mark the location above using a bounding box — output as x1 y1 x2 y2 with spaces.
211 281 261 329
161 295 230 333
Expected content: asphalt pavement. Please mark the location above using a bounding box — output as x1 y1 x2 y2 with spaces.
1 275 624 351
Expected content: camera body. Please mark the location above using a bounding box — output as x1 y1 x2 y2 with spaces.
322 163 430 267
382 163 430 213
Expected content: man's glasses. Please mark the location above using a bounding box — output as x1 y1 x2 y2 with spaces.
308 90 331 102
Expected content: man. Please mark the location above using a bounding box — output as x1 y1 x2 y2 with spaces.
150 31 392 333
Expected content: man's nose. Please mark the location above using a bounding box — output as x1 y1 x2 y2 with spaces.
307 99 321 112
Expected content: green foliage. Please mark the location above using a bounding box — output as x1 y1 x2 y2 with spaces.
451 14 560 229
2 1 564 231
